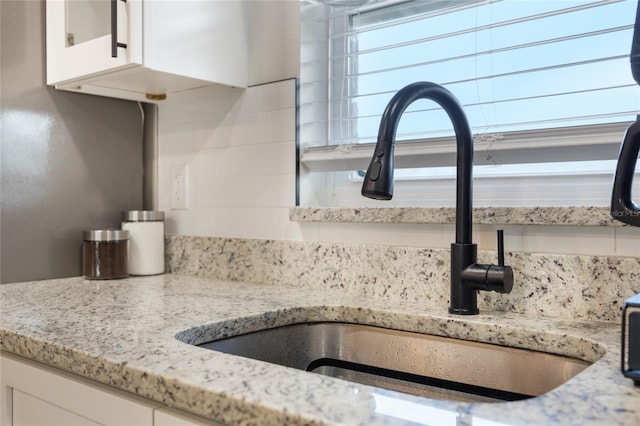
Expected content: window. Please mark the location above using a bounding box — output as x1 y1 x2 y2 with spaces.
299 0 640 207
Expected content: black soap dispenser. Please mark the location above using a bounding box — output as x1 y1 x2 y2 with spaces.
622 294 640 385
612 0 640 386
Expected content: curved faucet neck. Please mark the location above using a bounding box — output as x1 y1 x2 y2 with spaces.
374 82 474 244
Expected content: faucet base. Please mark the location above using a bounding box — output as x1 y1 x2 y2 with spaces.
450 243 479 315
448 306 479 315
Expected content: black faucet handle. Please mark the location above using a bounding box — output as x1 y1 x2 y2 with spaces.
487 229 513 293
497 229 505 266
459 230 514 294
487 264 514 293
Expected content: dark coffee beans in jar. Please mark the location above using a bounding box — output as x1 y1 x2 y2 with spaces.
82 230 129 280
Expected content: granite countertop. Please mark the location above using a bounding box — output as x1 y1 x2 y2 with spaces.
1 274 639 425
289 206 621 226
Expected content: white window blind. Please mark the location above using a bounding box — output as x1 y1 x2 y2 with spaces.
298 0 640 207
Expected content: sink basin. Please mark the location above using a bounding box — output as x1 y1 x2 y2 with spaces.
196 322 591 403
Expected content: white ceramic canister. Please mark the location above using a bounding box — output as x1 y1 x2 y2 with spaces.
121 211 165 275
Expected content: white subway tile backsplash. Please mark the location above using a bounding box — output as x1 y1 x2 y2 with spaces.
160 123 196 154
228 142 295 177
223 207 302 240
161 86 245 126
248 80 297 112
164 208 233 237
158 78 298 239
165 207 300 240
190 148 230 179
194 120 235 150
273 174 297 208
221 80 296 117
201 113 273 149
474 224 618 256
192 208 231 236
271 108 296 142
226 176 277 207
297 222 452 248
193 176 232 208
238 112 274 145
614 226 640 255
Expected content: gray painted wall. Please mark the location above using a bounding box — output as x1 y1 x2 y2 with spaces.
1 1 143 283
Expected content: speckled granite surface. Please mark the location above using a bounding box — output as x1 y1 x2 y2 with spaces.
290 207 620 226
166 236 640 323
1 275 639 425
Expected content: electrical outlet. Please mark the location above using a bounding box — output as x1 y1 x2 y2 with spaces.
170 164 188 210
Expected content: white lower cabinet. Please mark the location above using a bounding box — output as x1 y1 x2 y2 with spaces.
0 353 225 426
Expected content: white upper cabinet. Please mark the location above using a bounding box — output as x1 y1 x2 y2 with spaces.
46 0 249 103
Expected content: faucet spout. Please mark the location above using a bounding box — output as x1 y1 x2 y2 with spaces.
361 82 473 244
361 82 513 315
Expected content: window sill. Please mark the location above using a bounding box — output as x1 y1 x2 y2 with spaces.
290 206 622 227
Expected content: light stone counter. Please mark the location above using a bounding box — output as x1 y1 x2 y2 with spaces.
289 206 620 226
1 275 639 426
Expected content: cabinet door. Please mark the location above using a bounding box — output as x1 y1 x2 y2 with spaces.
46 0 142 85
12 390 101 426
0 353 157 426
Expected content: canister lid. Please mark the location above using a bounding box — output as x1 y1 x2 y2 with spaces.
83 229 129 242
121 210 164 222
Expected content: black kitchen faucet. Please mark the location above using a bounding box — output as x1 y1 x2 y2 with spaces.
361 81 514 315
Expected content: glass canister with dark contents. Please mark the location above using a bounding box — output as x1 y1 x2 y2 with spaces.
82 229 129 280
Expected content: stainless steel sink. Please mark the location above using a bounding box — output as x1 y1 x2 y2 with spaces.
197 322 591 403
